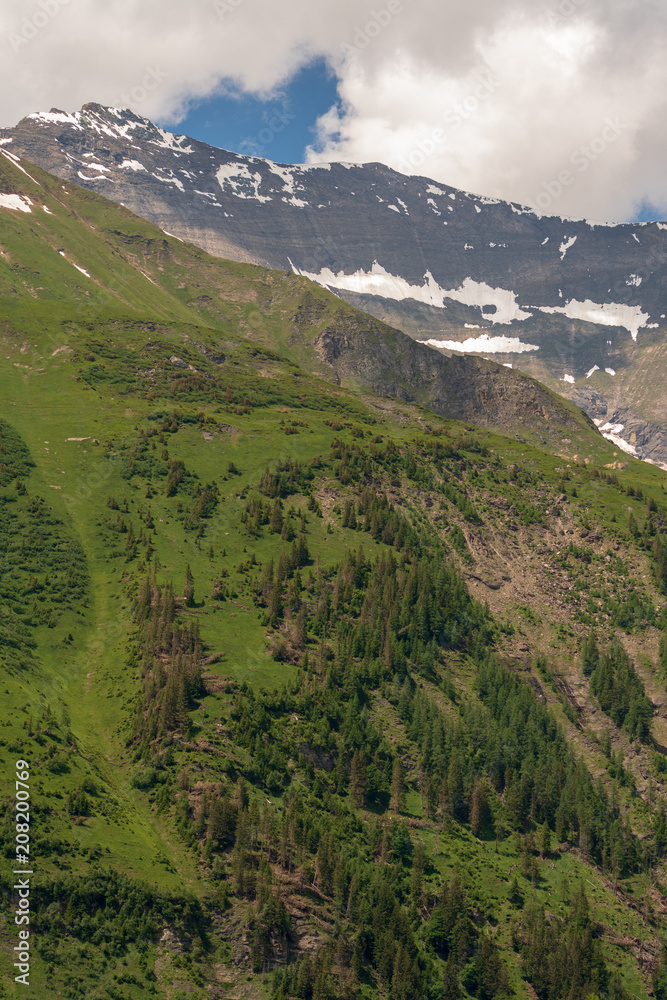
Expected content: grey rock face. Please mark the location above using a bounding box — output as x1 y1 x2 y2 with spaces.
3 103 666 464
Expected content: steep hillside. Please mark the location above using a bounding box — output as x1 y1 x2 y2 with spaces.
1 150 667 1000
3 103 667 464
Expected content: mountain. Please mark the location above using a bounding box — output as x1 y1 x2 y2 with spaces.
2 103 667 467
2 146 667 1000
0 147 600 456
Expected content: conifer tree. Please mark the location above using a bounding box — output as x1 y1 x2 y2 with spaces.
471 779 487 837
350 749 367 808
411 840 425 909
540 820 551 859
184 564 195 607
391 759 406 813
269 497 283 533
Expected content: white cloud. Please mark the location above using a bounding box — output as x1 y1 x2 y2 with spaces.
0 0 666 221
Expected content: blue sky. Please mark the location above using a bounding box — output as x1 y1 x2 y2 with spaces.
159 59 339 166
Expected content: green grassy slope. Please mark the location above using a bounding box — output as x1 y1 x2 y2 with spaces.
1 152 667 1000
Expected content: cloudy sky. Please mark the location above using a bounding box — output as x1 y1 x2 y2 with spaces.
2 0 666 222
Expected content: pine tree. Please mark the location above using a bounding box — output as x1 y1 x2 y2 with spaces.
350 749 367 808
474 935 510 1000
521 832 538 882
268 582 283 626
654 797 667 856
470 779 486 837
438 776 451 832
442 954 461 1000
281 513 295 541
411 840 425 909
184 564 195 607
540 820 551 859
291 605 307 648
582 630 599 676
390 759 406 813
660 631 667 676
269 497 283 533
447 757 465 821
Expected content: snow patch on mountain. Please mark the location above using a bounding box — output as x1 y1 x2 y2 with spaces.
599 421 637 455
586 365 600 378
0 193 32 213
216 162 271 203
78 171 110 181
297 162 331 171
120 159 146 171
561 374 575 384
601 421 625 435
28 111 84 130
0 149 39 183
290 261 533 325
559 236 577 260
153 172 185 192
58 250 90 277
149 128 193 154
420 333 539 354
536 299 649 340
268 163 308 198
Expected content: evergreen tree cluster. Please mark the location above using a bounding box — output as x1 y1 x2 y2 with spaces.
121 445 661 998
585 637 653 742
133 575 205 740
0 420 89 667
516 887 628 1000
